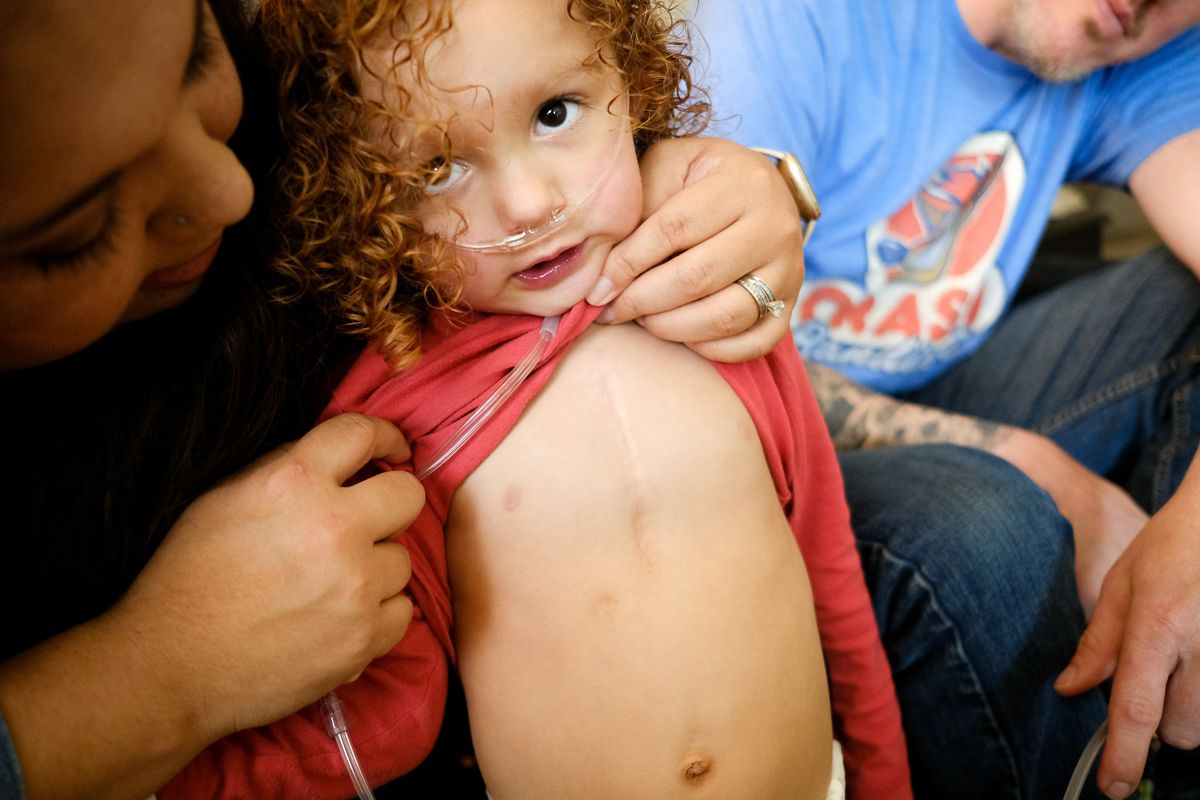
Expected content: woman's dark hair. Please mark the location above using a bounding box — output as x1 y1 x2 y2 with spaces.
0 0 346 659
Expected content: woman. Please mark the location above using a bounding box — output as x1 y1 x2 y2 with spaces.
0 1 809 798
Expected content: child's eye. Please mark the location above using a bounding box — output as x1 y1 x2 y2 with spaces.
533 98 582 135
424 158 469 195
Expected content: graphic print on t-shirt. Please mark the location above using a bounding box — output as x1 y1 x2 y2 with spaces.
794 131 1025 381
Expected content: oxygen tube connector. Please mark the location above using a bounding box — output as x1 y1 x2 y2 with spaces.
322 691 378 800
324 315 561 798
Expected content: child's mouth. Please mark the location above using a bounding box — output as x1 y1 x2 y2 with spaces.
514 242 585 286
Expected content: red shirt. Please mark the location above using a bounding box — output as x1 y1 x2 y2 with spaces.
164 302 910 799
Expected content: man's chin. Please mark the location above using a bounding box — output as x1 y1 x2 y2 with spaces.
1026 56 1095 83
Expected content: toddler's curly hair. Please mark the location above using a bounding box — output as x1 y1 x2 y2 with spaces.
259 0 709 366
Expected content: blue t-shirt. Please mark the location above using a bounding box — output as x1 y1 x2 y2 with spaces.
696 0 1200 392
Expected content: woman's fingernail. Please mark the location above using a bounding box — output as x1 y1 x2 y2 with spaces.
595 307 615 324
1054 665 1077 691
587 276 615 306
1104 780 1132 798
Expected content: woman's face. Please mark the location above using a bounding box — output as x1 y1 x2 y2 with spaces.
0 1 252 369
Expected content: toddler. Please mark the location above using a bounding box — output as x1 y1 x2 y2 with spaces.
164 1 909 798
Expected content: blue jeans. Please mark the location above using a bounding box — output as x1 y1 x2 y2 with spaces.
910 248 1200 511
844 249 1200 799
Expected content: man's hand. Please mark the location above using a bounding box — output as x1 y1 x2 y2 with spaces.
991 428 1146 617
1055 466 1200 799
588 137 806 362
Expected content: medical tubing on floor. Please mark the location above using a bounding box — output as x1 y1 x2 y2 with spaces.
323 315 561 797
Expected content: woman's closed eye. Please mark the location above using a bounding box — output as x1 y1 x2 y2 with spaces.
28 203 122 274
533 97 582 137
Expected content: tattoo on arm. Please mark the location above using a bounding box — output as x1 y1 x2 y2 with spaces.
802 360 1008 452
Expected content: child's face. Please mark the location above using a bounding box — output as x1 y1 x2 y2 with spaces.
376 0 644 317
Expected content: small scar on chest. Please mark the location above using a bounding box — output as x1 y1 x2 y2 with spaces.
591 593 618 616
501 484 522 513
681 754 713 784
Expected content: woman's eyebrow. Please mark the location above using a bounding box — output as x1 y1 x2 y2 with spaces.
0 171 119 245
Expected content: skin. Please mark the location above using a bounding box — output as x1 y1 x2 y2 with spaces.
805 360 1147 618
454 323 832 799
0 1 252 368
960 0 1200 82
597 138 808 362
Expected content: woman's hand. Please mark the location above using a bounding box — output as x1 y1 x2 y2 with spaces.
0 414 424 800
126 412 425 732
588 138 806 362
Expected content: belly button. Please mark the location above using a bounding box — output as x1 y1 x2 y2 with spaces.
681 754 713 784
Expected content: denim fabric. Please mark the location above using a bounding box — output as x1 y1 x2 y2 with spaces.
841 445 1107 799
844 249 1200 798
0 712 23 800
906 248 1200 513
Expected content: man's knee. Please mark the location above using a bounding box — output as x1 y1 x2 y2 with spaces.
840 444 1073 593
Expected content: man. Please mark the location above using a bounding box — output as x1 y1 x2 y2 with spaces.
696 1 1200 798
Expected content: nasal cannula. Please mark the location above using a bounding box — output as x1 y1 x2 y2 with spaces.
323 314 561 800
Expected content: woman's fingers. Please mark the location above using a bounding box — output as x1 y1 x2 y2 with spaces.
591 138 805 362
349 467 426 542
593 158 741 313
293 412 413 483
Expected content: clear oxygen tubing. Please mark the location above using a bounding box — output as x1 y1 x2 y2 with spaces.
1062 720 1107 800
321 692 378 800
322 314 562 799
416 314 561 480
448 123 627 254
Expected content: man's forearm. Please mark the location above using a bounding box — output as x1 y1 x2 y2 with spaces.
803 360 1008 451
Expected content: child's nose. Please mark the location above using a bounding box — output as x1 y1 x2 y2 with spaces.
492 156 566 236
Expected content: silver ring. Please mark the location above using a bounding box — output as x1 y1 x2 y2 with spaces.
735 274 786 320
